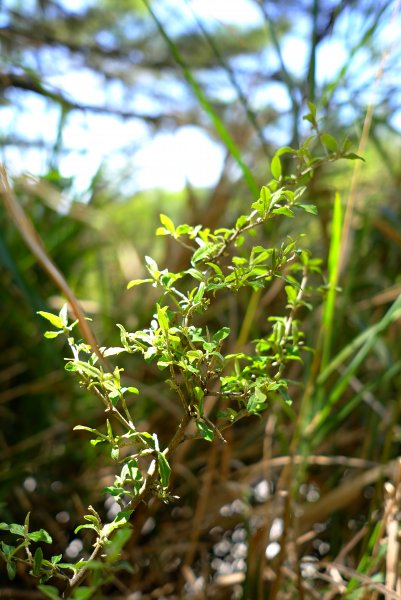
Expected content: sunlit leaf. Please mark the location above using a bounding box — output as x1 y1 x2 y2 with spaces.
127 278 152 289
157 453 171 488
37 311 64 329
159 213 175 233
271 155 282 179
74 523 98 534
272 206 294 217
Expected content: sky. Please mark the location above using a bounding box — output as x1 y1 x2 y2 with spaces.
2 0 401 196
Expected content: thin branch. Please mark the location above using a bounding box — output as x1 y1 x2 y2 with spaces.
184 0 270 157
64 412 191 596
0 72 161 122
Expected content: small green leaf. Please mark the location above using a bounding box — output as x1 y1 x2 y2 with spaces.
213 327 230 343
271 155 282 179
83 514 100 526
90 435 108 446
28 529 52 543
247 388 267 414
111 447 119 461
51 554 62 564
321 133 337 152
9 524 24 536
203 341 215 352
44 330 62 339
194 386 204 402
194 386 205 415
74 425 104 436
7 560 17 580
102 486 124 498
176 223 193 235
160 213 175 233
57 562 77 572
251 198 263 216
205 262 223 277
106 528 132 558
101 346 126 357
145 256 160 279
192 243 216 265
157 453 171 489
74 523 98 534
65 360 100 378
196 419 214 442
303 114 314 125
156 226 169 236
193 282 205 304
260 185 271 203
156 304 169 332
37 311 64 329
186 350 203 362
0 541 15 557
272 206 294 217
343 152 365 161
276 145 296 157
297 203 317 215
232 256 247 265
64 362 78 372
59 304 68 326
285 285 297 303
33 546 43 576
126 387 139 394
307 101 317 118
235 215 248 229
127 278 152 289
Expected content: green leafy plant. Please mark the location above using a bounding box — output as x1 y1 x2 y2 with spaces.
0 113 361 597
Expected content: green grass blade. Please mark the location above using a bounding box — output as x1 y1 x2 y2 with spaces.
184 0 269 158
345 520 385 595
143 0 259 198
318 292 401 386
310 293 401 435
313 360 401 447
321 191 343 370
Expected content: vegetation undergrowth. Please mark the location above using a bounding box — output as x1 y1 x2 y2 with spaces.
0 107 376 599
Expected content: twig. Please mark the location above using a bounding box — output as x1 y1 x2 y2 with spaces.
64 412 192 595
0 72 160 122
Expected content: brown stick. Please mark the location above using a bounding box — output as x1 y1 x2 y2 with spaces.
0 165 106 365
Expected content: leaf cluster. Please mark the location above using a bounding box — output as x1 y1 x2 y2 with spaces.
0 118 362 595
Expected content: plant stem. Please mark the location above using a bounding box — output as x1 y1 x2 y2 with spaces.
64 413 191 595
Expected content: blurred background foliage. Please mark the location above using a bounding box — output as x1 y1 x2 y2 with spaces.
2 0 401 597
